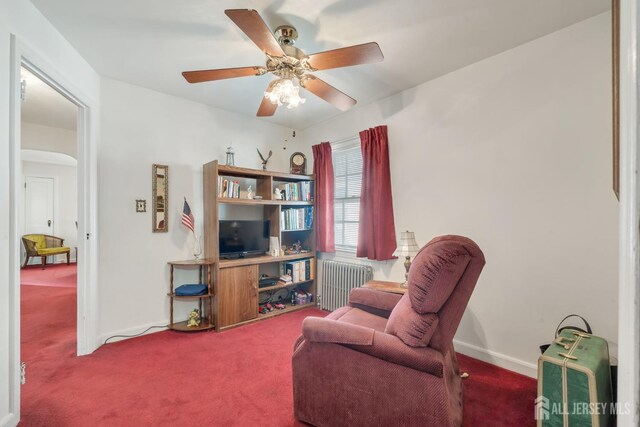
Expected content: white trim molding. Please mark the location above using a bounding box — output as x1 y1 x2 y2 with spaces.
6 36 101 426
98 321 168 346
453 339 537 379
617 0 640 425
17 47 100 357
3 32 21 427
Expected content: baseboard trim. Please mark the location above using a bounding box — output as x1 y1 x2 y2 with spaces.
454 339 537 378
98 320 168 347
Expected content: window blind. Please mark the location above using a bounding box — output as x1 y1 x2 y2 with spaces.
333 142 362 252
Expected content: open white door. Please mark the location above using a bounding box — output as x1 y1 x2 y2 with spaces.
617 0 640 424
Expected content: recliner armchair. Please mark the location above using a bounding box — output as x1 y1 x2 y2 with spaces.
292 235 485 426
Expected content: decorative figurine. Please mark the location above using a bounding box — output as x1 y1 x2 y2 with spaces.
274 188 283 200
247 185 254 199
257 148 272 170
187 309 201 327
225 146 235 166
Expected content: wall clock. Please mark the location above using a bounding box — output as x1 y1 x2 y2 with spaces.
290 152 307 175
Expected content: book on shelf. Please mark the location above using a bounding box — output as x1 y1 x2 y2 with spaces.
282 259 315 283
275 181 313 202
217 176 240 199
277 274 293 286
280 207 313 231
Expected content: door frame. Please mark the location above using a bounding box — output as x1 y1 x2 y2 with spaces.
23 175 58 265
7 35 99 424
617 0 640 424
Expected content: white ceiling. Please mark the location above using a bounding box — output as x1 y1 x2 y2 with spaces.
21 67 77 130
30 0 609 130
22 149 78 166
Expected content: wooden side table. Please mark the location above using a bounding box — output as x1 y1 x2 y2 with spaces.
362 280 407 295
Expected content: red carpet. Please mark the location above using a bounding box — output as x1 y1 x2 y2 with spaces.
21 264 77 288
20 285 536 426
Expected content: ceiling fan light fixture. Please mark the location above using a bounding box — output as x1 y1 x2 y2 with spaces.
264 78 306 109
182 10 384 117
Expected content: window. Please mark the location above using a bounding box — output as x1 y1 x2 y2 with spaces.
333 141 362 252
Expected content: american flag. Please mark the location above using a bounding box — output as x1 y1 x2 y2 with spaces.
182 198 194 232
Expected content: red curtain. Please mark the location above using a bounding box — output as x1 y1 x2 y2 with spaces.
357 125 397 260
313 142 335 252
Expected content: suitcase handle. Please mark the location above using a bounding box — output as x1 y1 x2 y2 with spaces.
555 314 592 338
553 336 575 350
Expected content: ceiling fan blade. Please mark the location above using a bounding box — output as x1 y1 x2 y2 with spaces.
257 81 278 116
301 75 356 111
307 42 383 71
257 97 278 117
225 9 285 57
182 66 264 83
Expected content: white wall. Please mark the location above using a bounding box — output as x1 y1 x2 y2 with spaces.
21 161 78 264
21 122 77 158
0 1 100 425
300 13 618 377
0 8 619 427
99 78 292 339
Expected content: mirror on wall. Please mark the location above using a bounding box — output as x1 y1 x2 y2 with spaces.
153 164 168 232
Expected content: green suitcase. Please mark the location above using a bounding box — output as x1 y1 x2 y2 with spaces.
537 329 613 426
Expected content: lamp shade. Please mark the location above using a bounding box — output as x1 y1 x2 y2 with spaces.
393 231 420 257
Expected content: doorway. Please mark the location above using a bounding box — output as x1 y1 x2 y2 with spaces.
24 176 55 236
18 66 79 394
5 35 100 421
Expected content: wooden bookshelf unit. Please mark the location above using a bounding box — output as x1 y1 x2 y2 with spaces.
167 259 215 331
203 161 317 331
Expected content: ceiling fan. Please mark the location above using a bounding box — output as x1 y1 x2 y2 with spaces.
182 9 384 117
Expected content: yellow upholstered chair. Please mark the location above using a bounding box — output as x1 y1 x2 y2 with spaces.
22 234 70 269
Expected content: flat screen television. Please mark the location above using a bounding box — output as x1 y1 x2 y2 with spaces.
219 220 270 258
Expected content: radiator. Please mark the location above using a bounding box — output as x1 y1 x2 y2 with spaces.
319 260 373 311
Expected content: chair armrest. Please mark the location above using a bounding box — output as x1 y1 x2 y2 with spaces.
349 331 444 377
348 288 402 318
46 235 64 248
22 238 37 255
301 317 443 376
293 334 305 352
301 317 374 345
